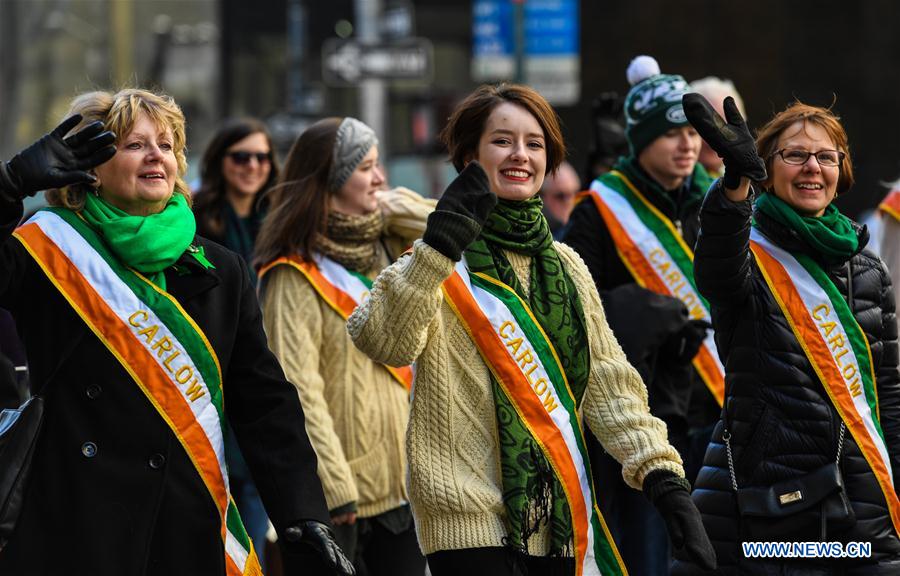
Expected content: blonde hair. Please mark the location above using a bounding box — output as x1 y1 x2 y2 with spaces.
46 88 191 210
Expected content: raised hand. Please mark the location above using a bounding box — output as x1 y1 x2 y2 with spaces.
422 160 497 261
0 114 116 201
682 94 766 190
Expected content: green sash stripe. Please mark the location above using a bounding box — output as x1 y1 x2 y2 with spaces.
469 272 623 574
792 251 882 437
601 175 707 307
48 208 225 423
349 269 374 289
226 501 253 551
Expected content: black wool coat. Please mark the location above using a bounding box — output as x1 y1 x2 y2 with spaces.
0 197 329 576
672 182 900 575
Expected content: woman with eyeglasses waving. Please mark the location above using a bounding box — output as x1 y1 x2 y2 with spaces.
254 117 433 575
673 96 900 574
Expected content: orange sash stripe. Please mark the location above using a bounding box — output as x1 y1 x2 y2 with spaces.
751 241 900 534
443 271 590 574
880 190 900 222
260 257 414 391
15 223 230 518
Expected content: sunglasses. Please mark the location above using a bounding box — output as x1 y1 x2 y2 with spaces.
226 151 271 165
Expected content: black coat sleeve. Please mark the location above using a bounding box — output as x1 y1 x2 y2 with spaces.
224 255 330 532
694 180 755 309
873 259 900 485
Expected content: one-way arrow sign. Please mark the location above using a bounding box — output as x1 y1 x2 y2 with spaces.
322 38 433 84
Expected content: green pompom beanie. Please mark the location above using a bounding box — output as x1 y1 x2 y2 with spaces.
623 55 691 157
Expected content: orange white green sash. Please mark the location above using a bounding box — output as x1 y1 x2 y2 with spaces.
880 189 900 222
749 226 900 536
14 209 261 576
442 260 625 576
578 170 724 406
258 254 413 392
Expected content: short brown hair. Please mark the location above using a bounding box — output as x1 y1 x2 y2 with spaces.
439 83 566 175
45 88 191 210
756 101 854 195
253 117 342 268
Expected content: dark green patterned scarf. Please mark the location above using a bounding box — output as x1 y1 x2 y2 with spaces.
464 197 590 555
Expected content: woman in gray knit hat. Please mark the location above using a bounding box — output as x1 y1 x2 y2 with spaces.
254 117 434 575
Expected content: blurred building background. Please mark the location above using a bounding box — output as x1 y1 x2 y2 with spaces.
2 0 900 218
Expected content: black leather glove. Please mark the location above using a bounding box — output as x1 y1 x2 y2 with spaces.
422 161 497 261
682 93 766 190
0 114 116 202
284 520 356 575
659 319 713 365
644 469 716 571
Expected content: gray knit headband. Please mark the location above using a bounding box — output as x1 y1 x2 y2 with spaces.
328 117 379 191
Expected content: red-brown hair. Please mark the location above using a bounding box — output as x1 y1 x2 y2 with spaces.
440 83 566 175
756 101 854 195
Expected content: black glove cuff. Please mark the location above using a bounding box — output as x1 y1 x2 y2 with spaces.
643 469 691 504
422 210 482 261
722 169 741 191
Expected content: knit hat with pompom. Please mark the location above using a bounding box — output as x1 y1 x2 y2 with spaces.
623 55 690 157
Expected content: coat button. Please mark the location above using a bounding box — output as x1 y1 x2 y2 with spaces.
81 442 98 458
86 384 102 399
149 453 166 469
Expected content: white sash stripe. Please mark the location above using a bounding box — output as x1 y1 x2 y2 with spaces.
751 228 893 484
226 531 249 571
590 183 722 375
456 260 601 576
27 212 235 518
316 254 371 305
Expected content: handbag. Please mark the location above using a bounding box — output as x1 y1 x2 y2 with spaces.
725 421 856 541
0 395 44 549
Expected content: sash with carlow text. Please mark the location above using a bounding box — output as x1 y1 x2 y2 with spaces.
14 209 261 576
578 171 725 406
258 254 413 392
880 189 900 223
442 260 625 576
749 226 900 537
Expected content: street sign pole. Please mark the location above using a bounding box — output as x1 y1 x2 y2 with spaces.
356 0 386 160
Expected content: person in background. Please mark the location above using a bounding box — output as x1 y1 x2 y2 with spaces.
0 88 353 576
193 118 278 277
677 93 900 574
192 118 280 567
688 76 747 180
563 55 716 574
254 117 432 576
880 185 900 332
540 160 580 239
348 82 714 575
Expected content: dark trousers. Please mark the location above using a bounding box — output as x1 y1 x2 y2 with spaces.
589 431 671 575
428 547 575 576
333 505 425 576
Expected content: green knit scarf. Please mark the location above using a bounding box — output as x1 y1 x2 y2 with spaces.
755 193 858 267
465 197 590 555
81 193 197 289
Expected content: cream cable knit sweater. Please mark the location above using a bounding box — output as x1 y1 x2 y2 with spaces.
347 239 684 555
261 187 436 518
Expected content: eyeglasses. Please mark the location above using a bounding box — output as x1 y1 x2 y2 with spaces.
226 151 271 165
770 148 844 168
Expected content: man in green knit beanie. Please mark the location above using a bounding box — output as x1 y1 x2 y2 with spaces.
563 54 715 575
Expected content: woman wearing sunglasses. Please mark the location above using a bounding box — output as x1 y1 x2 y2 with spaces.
254 117 433 575
674 96 900 574
193 118 278 277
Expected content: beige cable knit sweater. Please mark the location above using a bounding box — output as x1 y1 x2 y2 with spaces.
261 187 435 518
347 239 684 555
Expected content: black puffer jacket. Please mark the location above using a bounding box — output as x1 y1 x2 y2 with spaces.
672 182 900 575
